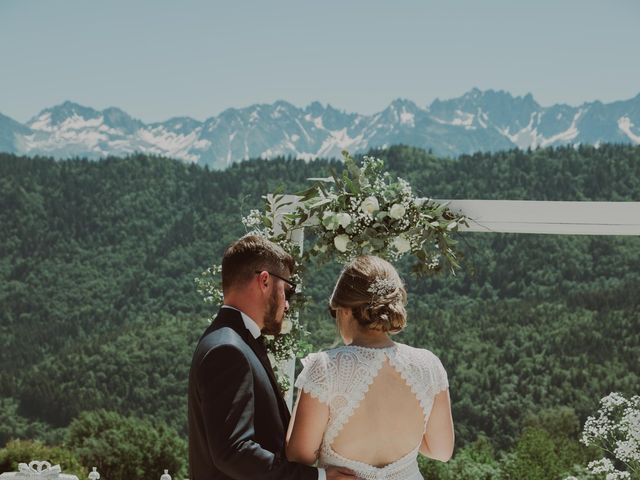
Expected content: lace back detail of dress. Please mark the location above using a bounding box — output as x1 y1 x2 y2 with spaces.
295 343 449 480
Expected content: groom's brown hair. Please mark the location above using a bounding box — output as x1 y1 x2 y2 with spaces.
221 234 294 293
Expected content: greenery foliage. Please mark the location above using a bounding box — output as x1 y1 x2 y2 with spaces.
66 410 187 480
418 408 595 479
0 144 639 478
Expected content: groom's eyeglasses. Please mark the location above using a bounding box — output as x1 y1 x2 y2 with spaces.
255 271 297 301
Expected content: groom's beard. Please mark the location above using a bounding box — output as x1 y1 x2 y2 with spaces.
262 288 282 335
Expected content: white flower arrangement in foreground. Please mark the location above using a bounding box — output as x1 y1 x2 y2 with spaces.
571 392 640 479
196 151 467 392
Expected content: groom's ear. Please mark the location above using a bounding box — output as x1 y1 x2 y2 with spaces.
255 270 270 292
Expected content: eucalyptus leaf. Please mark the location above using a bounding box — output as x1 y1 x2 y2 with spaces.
306 177 336 183
309 198 333 209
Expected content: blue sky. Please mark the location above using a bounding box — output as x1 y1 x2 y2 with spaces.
1 0 638 123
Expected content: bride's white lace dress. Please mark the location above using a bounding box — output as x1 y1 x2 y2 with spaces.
295 342 449 480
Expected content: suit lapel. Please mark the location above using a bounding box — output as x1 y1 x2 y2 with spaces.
212 309 291 425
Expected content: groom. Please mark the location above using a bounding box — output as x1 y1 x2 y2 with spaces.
188 235 353 480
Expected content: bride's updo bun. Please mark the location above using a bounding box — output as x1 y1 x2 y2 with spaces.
329 256 407 333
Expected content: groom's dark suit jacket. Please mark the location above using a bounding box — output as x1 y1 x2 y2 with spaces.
188 307 318 480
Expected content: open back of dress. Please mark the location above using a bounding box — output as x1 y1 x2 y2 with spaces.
296 343 449 480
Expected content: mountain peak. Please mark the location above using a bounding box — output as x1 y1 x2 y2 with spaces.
305 101 326 116
3 90 639 167
28 101 100 130
462 87 483 98
389 98 420 110
49 100 97 116
60 100 84 108
460 88 511 101
272 99 297 110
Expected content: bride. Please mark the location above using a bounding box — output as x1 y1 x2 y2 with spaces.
286 255 454 480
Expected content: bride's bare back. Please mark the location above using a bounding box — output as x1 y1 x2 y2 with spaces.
331 359 425 466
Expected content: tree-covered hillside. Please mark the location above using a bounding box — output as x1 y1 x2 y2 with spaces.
1 145 639 478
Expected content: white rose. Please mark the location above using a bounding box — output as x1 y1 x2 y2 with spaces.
336 212 352 228
280 318 293 334
389 203 406 219
322 211 339 231
360 196 380 215
334 234 350 252
392 235 411 253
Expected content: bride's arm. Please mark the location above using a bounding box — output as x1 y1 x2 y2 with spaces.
286 390 330 465
419 389 454 462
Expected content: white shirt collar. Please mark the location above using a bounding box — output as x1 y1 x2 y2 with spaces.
221 305 261 339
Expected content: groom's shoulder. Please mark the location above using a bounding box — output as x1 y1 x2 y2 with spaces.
201 324 245 346
193 325 248 365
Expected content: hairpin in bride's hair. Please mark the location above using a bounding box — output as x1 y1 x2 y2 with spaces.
367 277 396 297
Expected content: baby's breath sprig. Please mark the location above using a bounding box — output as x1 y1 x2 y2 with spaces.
578 392 640 479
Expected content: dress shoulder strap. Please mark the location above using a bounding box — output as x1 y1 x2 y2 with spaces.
295 351 331 404
387 344 449 418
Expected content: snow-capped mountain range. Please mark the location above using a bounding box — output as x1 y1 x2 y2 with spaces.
2 89 639 169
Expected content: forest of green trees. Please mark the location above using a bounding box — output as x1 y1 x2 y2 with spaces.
0 144 638 479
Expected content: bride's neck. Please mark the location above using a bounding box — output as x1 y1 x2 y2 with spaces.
349 328 394 348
